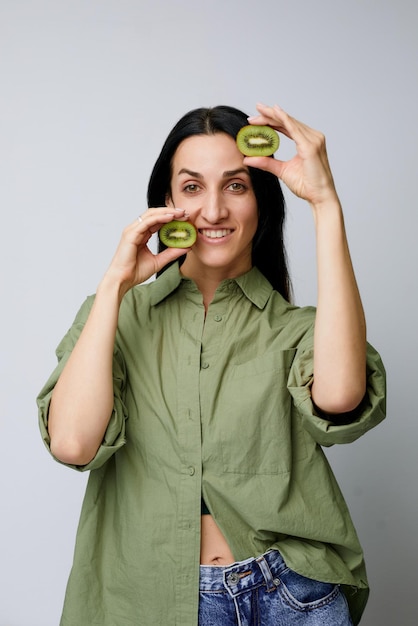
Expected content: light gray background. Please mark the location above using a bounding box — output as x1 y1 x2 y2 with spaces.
1 1 416 624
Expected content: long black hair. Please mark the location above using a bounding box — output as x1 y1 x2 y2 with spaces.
147 105 291 301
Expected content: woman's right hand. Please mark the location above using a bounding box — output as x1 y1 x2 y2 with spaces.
49 207 192 465
103 207 191 297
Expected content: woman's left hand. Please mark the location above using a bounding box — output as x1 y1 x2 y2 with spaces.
246 103 367 416
243 103 337 209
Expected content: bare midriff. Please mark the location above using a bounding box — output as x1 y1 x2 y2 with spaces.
200 514 236 565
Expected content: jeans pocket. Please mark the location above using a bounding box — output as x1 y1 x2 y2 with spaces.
278 568 340 610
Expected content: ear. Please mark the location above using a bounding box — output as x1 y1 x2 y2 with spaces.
165 193 174 208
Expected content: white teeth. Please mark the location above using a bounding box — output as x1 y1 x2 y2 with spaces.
201 229 232 239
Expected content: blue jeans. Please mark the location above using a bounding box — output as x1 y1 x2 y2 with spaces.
199 550 353 626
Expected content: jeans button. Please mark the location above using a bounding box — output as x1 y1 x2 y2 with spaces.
227 572 240 585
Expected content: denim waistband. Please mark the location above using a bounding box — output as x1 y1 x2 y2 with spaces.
199 550 287 596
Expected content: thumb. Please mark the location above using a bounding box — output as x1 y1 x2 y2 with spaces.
154 246 191 274
243 156 285 179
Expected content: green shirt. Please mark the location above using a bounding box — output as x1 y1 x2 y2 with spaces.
37 263 386 626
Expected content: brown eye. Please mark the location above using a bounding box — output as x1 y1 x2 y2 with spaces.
228 182 245 192
184 184 200 193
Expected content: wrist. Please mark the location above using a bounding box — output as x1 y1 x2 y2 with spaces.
97 272 131 306
310 195 346 233
310 189 341 214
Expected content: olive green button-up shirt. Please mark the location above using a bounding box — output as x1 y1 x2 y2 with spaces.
37 263 386 626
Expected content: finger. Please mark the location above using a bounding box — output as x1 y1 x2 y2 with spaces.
254 103 321 149
256 105 300 142
134 207 188 228
153 246 192 274
245 106 295 148
243 155 285 178
246 109 283 135
130 208 190 239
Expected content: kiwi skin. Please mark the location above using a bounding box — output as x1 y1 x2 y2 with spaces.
236 125 280 157
159 220 197 248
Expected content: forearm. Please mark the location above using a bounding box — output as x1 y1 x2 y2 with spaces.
311 196 366 414
243 104 367 414
48 277 124 465
47 209 190 465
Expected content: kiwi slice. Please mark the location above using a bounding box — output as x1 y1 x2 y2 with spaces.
236 125 280 157
159 220 197 248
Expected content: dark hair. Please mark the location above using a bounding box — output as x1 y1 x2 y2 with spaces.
147 105 291 300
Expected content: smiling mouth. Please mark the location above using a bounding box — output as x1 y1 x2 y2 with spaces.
200 229 233 239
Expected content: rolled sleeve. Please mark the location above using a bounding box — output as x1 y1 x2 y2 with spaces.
287 342 386 446
36 298 128 472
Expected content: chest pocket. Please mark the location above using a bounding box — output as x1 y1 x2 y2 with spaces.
217 348 308 475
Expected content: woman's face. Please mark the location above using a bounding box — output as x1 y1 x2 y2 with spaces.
167 132 258 280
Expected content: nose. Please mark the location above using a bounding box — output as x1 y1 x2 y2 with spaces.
200 189 228 224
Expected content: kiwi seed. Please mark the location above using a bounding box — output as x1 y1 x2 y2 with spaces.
159 220 197 248
236 125 280 157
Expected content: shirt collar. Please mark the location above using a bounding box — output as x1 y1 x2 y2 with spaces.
149 262 274 309
149 263 183 306
234 266 274 309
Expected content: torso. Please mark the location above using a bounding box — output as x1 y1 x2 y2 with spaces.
200 514 235 565
199 284 247 567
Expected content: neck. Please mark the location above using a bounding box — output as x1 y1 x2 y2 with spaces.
179 259 252 312
180 267 223 312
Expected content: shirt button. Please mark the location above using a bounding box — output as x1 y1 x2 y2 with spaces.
188 466 195 476
214 315 222 322
201 362 209 369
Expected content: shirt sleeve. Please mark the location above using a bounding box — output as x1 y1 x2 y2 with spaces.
287 340 386 446
36 297 128 472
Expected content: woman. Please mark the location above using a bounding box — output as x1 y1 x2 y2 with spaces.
37 102 386 625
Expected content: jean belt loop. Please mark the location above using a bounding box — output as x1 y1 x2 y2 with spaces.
255 555 277 592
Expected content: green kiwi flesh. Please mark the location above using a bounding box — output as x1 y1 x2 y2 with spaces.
159 220 197 248
236 125 280 157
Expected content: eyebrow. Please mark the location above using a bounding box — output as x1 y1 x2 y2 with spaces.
177 167 250 179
